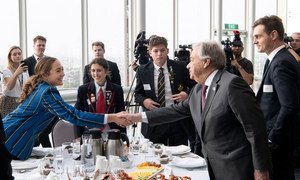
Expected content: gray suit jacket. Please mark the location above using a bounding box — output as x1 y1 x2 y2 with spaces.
146 70 269 180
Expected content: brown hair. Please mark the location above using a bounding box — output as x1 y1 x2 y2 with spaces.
252 15 285 41
18 56 57 103
33 35 47 44
148 35 168 49
89 57 111 81
7 46 22 71
92 41 105 51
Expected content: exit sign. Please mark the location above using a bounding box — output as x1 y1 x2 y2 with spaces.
225 24 238 29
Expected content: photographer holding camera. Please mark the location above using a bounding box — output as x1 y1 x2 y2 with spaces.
230 31 254 85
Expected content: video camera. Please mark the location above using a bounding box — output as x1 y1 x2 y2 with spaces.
134 31 150 65
221 30 243 72
221 38 234 72
284 33 294 44
174 44 192 63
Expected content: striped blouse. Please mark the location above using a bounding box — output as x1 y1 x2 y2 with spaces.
3 81 107 160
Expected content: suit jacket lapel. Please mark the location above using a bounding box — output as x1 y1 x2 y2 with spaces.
89 82 97 112
146 63 156 100
201 70 222 134
105 82 115 112
167 61 176 94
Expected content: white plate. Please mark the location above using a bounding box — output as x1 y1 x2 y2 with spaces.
12 159 40 170
164 145 191 155
171 156 206 168
171 149 191 155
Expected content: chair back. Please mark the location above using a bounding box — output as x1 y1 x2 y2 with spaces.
51 119 77 147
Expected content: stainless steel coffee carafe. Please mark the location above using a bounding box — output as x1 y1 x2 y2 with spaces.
105 129 129 158
89 128 104 163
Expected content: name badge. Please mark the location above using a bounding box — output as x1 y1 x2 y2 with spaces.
143 84 151 90
263 85 273 93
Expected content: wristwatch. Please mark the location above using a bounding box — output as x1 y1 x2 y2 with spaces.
238 66 243 70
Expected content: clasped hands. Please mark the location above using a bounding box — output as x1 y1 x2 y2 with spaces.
108 111 142 127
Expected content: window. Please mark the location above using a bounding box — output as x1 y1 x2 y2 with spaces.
88 0 126 85
27 0 82 88
0 1 19 72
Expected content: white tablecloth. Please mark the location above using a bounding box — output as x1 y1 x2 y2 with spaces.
13 151 209 179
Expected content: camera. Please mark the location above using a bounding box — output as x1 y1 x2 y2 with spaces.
221 38 234 72
174 44 192 63
134 31 150 65
284 33 294 43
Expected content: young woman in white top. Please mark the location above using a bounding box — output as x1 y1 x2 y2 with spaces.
0 46 29 117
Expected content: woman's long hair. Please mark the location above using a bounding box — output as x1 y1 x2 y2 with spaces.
18 56 57 103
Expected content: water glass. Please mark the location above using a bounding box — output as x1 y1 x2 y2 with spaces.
72 140 81 160
54 154 64 175
130 138 140 155
153 143 164 157
81 134 93 166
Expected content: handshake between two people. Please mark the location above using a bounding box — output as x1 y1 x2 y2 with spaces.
107 112 142 127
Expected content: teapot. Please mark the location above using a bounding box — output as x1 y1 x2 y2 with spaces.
105 129 129 158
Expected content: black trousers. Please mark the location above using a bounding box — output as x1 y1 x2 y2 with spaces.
0 116 14 180
269 145 295 180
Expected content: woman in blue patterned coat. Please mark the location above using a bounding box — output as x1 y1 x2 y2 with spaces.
1 56 126 179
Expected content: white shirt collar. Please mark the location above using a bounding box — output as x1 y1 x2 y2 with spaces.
94 81 107 95
204 70 219 87
268 45 285 62
153 61 168 71
34 54 43 61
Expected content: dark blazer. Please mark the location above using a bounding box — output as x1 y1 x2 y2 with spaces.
256 48 300 146
74 81 125 134
23 55 37 76
134 59 196 138
83 60 121 85
146 70 269 180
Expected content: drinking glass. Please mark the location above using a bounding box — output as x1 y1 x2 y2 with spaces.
54 147 64 176
72 140 81 160
153 143 164 157
130 137 140 155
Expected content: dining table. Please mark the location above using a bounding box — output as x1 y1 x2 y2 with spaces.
12 146 210 180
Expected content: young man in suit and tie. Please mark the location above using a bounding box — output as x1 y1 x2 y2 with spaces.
134 35 196 146
253 15 300 180
122 41 270 180
83 41 121 85
23 35 46 76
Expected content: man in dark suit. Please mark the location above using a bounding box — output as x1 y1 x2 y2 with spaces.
122 41 270 180
23 35 47 76
253 15 300 179
134 35 195 146
23 35 58 148
83 41 121 85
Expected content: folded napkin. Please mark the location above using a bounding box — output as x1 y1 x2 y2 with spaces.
164 145 191 155
31 147 53 157
171 156 206 168
46 171 60 180
11 158 40 170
